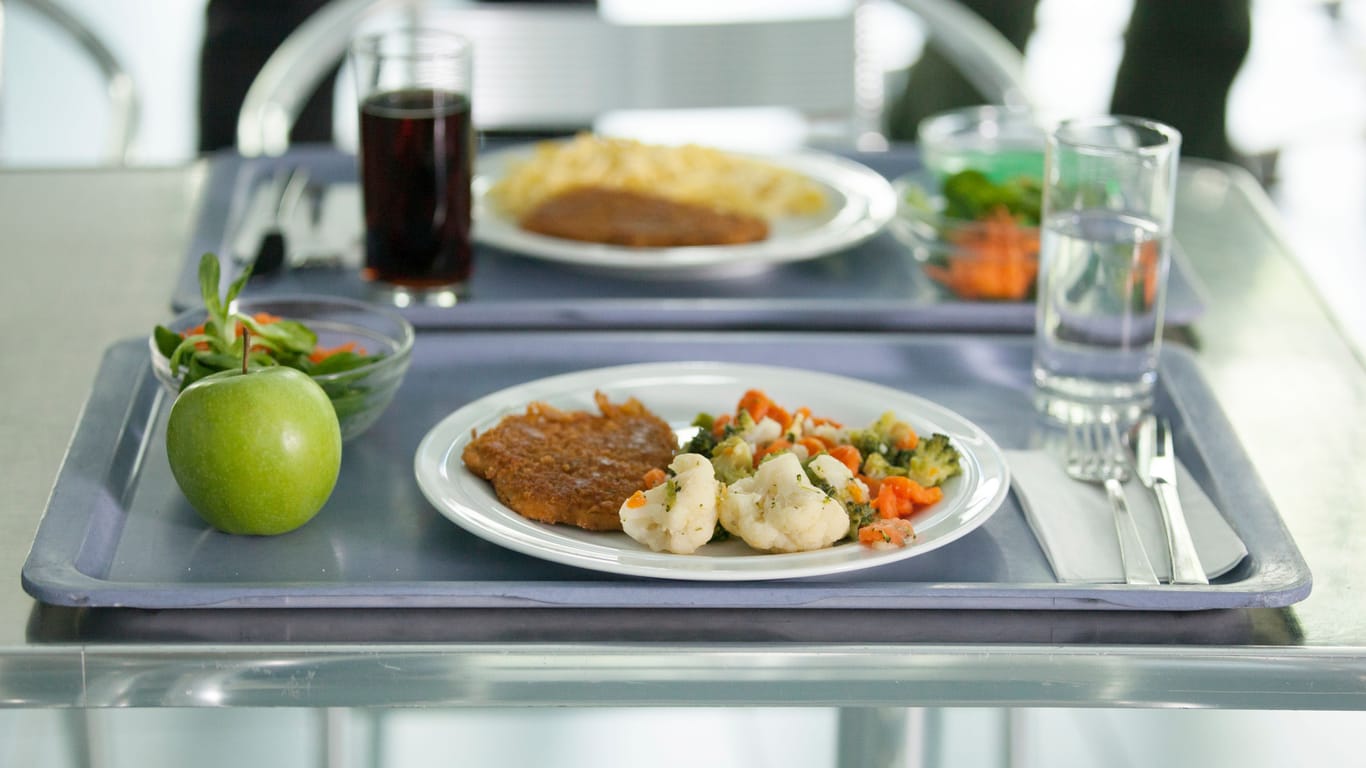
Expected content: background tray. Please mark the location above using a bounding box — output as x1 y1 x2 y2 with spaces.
22 332 1308 610
172 146 1208 331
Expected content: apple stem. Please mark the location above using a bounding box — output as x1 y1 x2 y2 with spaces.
241 326 250 375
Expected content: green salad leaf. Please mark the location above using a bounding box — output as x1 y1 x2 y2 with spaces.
155 254 385 393
940 169 1042 226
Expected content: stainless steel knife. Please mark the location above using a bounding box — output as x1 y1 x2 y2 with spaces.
1136 414 1208 584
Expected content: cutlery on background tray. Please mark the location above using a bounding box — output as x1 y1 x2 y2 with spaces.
1134 413 1208 584
1063 419 1160 585
237 166 311 276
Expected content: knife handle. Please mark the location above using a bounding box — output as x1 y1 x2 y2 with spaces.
1106 477 1159 586
1154 478 1208 585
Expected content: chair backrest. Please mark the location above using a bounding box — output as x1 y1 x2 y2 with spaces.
0 0 139 164
237 0 1030 157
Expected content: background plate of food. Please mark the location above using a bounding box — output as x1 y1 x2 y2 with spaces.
414 362 1010 581
472 135 898 278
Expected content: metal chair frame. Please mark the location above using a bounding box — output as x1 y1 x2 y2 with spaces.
0 0 139 164
236 0 1032 157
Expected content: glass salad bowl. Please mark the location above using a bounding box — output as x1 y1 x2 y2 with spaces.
916 104 1049 182
890 169 1041 302
893 106 1048 302
150 294 415 441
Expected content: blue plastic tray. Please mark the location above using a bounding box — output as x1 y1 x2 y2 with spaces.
171 145 1208 331
22 332 1307 610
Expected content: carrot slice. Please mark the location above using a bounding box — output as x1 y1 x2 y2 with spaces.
768 403 793 431
929 206 1039 301
873 476 943 518
308 341 361 364
642 467 668 489
858 518 915 548
711 412 732 438
753 438 793 466
737 389 773 422
828 444 862 473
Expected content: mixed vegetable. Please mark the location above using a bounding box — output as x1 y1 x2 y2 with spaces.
907 169 1043 302
657 388 963 551
153 254 385 404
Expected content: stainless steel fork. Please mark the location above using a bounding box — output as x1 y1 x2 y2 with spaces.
1064 419 1160 585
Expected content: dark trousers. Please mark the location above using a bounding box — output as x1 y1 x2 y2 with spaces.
197 0 335 153
886 0 1251 162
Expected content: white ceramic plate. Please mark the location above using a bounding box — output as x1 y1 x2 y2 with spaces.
471 144 898 279
414 362 1010 581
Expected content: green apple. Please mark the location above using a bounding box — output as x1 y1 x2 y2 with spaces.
166 365 342 535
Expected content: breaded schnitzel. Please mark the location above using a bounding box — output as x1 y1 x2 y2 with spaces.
519 187 769 247
462 392 677 531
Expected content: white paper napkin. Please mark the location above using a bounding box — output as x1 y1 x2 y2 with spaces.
1006 449 1248 584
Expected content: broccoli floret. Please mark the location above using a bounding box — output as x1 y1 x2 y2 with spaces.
849 411 917 461
804 465 838 497
859 452 907 480
848 412 897 456
708 522 732 543
845 502 878 540
905 433 962 487
710 435 755 484
682 426 717 456
847 429 884 461
733 409 757 433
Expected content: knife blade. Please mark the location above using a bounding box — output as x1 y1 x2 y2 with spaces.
1136 414 1208 584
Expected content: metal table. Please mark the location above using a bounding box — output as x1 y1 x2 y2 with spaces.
2 157 1364 714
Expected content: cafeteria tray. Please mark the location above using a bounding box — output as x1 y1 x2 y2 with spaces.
171 146 1208 331
22 332 1308 610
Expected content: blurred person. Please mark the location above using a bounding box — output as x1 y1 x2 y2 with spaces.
887 0 1252 162
196 0 597 154
197 0 335 152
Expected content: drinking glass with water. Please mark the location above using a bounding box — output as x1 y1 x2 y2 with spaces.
1032 116 1181 424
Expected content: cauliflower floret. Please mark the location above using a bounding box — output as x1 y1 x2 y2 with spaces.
807 422 847 447
739 415 783 446
718 452 849 553
807 453 869 509
619 453 721 554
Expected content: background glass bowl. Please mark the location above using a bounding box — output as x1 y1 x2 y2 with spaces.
889 169 1041 302
916 104 1048 183
149 295 415 441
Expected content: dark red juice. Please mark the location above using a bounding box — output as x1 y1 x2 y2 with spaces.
358 88 472 289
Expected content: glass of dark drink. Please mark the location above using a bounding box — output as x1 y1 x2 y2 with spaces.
349 29 474 306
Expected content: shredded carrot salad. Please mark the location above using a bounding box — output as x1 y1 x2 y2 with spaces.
924 206 1039 301
181 312 366 363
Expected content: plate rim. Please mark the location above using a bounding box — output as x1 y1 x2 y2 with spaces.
471 143 899 277
413 361 1011 581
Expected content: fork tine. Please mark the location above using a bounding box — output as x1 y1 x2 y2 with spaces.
1069 421 1094 476
1104 419 1124 467
1086 420 1105 476
1058 416 1158 585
